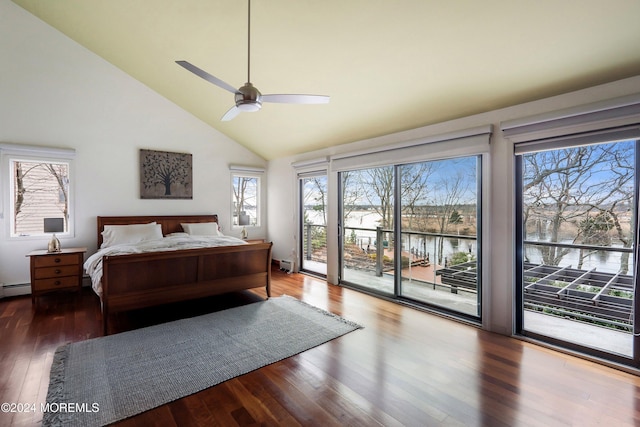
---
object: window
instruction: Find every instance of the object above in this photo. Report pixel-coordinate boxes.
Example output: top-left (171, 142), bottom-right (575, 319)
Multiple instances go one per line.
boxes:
top-left (516, 138), bottom-right (638, 361)
top-left (231, 173), bottom-right (260, 227)
top-left (9, 158), bottom-right (71, 237)
top-left (1, 144), bottom-right (75, 239)
top-left (503, 93), bottom-right (640, 366)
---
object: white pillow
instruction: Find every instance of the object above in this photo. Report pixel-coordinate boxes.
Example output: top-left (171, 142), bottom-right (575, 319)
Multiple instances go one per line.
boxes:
top-left (181, 222), bottom-right (222, 236)
top-left (101, 222), bottom-right (163, 248)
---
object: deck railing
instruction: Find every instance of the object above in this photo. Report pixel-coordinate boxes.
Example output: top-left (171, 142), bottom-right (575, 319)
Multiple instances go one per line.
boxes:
top-left (342, 225), bottom-right (477, 278)
top-left (306, 224), bottom-right (634, 331)
top-left (302, 223), bottom-right (327, 263)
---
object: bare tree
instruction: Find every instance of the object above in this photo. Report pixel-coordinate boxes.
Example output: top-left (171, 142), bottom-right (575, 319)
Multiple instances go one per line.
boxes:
top-left (341, 171), bottom-right (365, 223)
top-left (302, 176), bottom-right (328, 261)
top-left (233, 176), bottom-right (257, 225)
top-left (304, 176), bottom-right (327, 225)
top-left (523, 148), bottom-right (587, 265)
top-left (362, 166), bottom-right (395, 229)
top-left (432, 170), bottom-right (473, 265)
top-left (400, 163), bottom-right (436, 230)
top-left (14, 161), bottom-right (26, 220)
top-left (522, 142), bottom-right (634, 269)
top-left (575, 144), bottom-right (634, 272)
top-left (13, 161), bottom-right (69, 234)
top-left (348, 164), bottom-right (435, 230)
top-left (44, 163), bottom-right (69, 228)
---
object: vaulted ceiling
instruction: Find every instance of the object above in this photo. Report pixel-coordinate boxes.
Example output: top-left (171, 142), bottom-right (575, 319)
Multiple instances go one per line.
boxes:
top-left (12, 0), bottom-right (640, 160)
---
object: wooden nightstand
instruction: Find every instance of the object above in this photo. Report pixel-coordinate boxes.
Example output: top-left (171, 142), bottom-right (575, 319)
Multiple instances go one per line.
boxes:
top-left (245, 239), bottom-right (265, 244)
top-left (26, 247), bottom-right (87, 304)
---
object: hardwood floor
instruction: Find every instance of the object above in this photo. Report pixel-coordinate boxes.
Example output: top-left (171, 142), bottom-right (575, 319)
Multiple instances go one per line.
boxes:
top-left (2, 267), bottom-right (640, 426)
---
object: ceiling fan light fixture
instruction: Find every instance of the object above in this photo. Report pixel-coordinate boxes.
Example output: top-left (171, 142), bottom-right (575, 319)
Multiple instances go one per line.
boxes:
top-left (237, 101), bottom-right (261, 112)
top-left (235, 82), bottom-right (262, 111)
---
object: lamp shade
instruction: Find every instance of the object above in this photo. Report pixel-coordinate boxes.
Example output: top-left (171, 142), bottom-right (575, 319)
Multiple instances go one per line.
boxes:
top-left (239, 212), bottom-right (250, 225)
top-left (44, 218), bottom-right (64, 233)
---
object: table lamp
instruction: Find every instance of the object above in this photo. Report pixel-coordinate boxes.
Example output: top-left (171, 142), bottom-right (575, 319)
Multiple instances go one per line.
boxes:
top-left (44, 218), bottom-right (64, 253)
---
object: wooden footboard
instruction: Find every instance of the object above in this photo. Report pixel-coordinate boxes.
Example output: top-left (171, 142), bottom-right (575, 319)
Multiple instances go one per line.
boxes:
top-left (101, 242), bottom-right (272, 334)
top-left (94, 215), bottom-right (273, 334)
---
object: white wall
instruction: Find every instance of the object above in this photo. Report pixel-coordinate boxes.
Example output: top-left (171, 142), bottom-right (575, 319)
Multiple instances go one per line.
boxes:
top-left (0, 0), bottom-right (266, 287)
top-left (267, 75), bottom-right (640, 336)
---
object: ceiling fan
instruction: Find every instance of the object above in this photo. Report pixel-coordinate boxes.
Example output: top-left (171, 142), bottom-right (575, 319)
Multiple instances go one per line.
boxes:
top-left (176, 0), bottom-right (329, 121)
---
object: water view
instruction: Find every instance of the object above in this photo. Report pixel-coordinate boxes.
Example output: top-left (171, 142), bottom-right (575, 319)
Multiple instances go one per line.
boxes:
top-left (301, 141), bottom-right (638, 361)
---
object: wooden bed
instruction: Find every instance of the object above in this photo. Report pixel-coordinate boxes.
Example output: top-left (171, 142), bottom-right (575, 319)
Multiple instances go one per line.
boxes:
top-left (95, 214), bottom-right (272, 335)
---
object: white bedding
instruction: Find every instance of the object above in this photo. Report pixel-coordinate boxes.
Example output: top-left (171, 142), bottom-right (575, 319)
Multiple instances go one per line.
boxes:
top-left (84, 234), bottom-right (248, 296)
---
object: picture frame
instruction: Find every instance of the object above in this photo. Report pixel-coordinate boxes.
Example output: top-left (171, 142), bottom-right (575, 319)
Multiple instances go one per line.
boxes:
top-left (139, 149), bottom-right (192, 199)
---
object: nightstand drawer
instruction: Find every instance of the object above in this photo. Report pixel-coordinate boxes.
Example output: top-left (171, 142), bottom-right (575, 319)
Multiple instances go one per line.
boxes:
top-left (34, 276), bottom-right (79, 291)
top-left (27, 247), bottom-right (87, 305)
top-left (34, 254), bottom-right (78, 268)
top-left (34, 265), bottom-right (79, 279)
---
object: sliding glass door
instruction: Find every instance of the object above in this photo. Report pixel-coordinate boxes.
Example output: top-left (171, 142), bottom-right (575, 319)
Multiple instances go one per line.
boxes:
top-left (398, 157), bottom-right (481, 317)
top-left (516, 137), bottom-right (639, 363)
top-left (339, 155), bottom-right (482, 320)
top-left (340, 166), bottom-right (395, 295)
top-left (299, 174), bottom-right (328, 276)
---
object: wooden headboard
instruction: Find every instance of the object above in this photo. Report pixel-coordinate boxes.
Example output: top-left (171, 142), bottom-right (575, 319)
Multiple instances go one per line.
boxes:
top-left (96, 214), bottom-right (218, 247)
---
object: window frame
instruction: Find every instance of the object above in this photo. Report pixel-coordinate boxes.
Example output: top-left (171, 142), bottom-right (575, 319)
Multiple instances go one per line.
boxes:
top-left (1, 144), bottom-right (76, 241)
top-left (502, 93), bottom-right (640, 367)
top-left (230, 167), bottom-right (263, 229)
top-left (514, 136), bottom-right (639, 366)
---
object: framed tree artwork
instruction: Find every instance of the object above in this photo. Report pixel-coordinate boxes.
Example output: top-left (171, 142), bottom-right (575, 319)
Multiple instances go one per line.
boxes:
top-left (140, 149), bottom-right (192, 199)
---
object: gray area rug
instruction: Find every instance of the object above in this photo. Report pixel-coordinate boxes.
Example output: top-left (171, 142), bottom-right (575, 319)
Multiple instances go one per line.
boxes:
top-left (43, 295), bottom-right (362, 426)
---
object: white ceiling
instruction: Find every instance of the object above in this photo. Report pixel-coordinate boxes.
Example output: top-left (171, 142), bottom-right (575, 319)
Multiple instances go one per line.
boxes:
top-left (12, 0), bottom-right (640, 160)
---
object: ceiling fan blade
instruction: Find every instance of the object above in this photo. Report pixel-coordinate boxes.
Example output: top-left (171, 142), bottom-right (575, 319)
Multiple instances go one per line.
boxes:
top-left (176, 60), bottom-right (238, 94)
top-left (261, 94), bottom-right (330, 104)
top-left (221, 105), bottom-right (241, 121)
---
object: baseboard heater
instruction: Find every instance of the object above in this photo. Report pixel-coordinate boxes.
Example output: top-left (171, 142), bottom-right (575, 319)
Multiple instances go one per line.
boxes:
top-left (279, 259), bottom-right (294, 273)
top-left (1, 283), bottom-right (31, 298)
